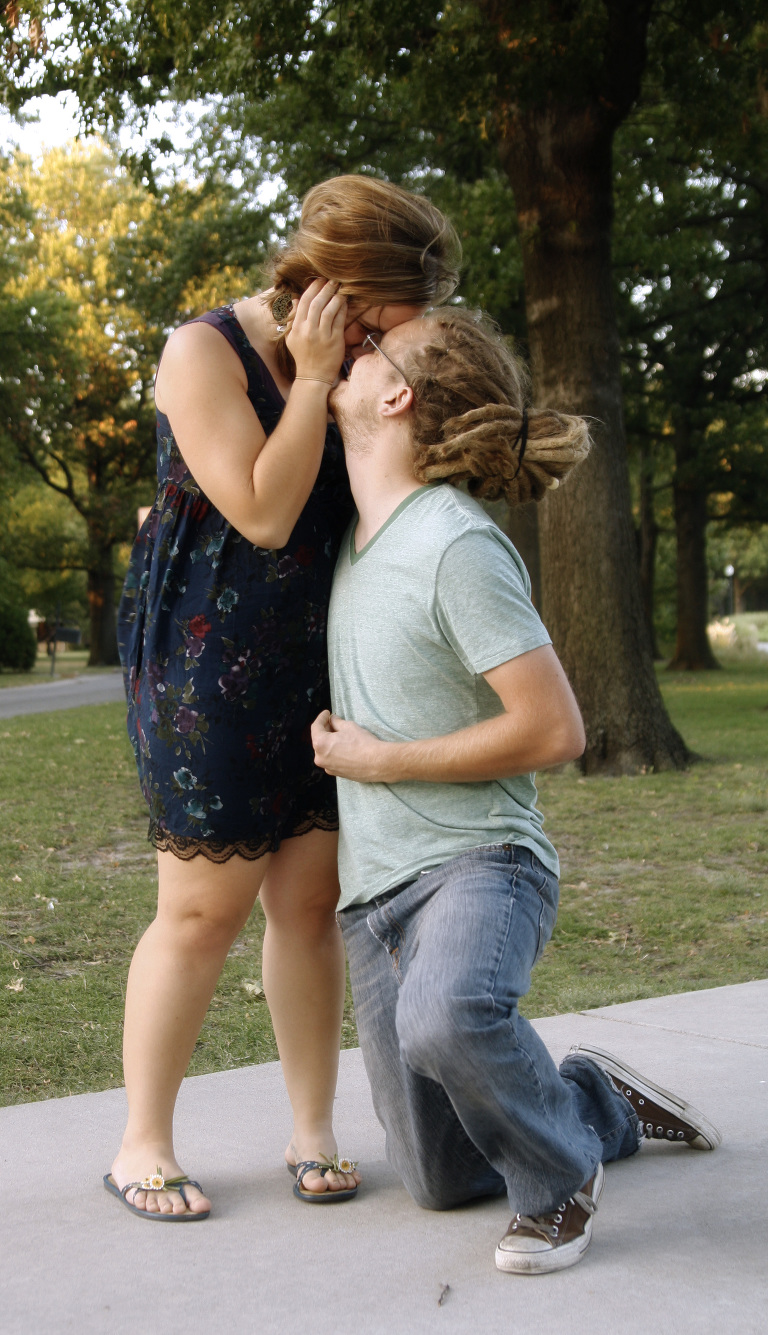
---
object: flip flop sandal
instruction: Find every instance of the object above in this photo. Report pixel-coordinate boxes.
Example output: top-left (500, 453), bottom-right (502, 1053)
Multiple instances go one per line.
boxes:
top-left (103, 1167), bottom-right (210, 1221)
top-left (288, 1157), bottom-right (359, 1204)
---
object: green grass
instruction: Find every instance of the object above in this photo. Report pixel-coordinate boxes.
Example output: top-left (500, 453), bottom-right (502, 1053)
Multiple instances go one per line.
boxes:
top-left (1, 657), bottom-right (766, 1105)
top-left (526, 657), bottom-right (768, 1016)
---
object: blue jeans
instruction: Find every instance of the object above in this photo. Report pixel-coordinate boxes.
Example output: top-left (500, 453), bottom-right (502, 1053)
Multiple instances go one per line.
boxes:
top-left (340, 844), bottom-right (640, 1216)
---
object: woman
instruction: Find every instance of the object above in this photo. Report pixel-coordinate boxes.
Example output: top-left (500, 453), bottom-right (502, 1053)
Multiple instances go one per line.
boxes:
top-left (108, 176), bottom-right (460, 1218)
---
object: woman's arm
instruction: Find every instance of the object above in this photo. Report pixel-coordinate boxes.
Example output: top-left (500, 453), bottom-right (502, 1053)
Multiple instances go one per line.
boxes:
top-left (155, 280), bottom-right (347, 548)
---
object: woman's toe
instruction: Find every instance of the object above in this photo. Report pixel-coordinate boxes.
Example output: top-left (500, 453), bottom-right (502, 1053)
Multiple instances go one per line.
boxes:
top-left (183, 1187), bottom-right (211, 1213)
top-left (304, 1170), bottom-right (329, 1193)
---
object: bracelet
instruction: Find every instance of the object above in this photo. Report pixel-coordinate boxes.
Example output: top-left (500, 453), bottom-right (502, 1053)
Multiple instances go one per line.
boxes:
top-left (294, 376), bottom-right (335, 387)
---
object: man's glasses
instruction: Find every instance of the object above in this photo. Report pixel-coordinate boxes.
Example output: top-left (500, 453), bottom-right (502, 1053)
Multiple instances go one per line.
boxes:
top-left (361, 332), bottom-right (411, 386)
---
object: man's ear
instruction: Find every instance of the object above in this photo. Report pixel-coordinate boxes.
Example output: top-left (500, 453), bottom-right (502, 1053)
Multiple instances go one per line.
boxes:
top-left (379, 383), bottom-right (414, 418)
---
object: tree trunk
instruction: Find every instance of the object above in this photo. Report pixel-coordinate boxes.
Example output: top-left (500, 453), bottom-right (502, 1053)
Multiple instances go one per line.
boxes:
top-left (500, 108), bottom-right (690, 772)
top-left (733, 575), bottom-right (746, 615)
top-left (637, 437), bottom-right (662, 659)
top-left (87, 545), bottom-right (119, 666)
top-left (669, 438), bottom-right (719, 669)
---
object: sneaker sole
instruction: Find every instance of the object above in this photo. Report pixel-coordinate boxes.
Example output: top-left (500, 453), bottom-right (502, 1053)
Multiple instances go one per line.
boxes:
top-left (495, 1165), bottom-right (604, 1275)
top-left (495, 1229), bottom-right (593, 1274)
top-left (570, 1044), bottom-right (722, 1150)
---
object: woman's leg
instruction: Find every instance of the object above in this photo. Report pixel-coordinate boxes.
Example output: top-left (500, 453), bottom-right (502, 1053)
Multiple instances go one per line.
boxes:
top-left (259, 827), bottom-right (360, 1196)
top-left (111, 849), bottom-right (268, 1215)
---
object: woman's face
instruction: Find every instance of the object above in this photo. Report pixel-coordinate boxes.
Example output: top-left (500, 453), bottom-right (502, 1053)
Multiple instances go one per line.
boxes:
top-left (344, 302), bottom-right (427, 360)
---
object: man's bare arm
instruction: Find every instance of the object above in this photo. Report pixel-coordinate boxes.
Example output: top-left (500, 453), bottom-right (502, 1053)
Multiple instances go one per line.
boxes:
top-left (311, 645), bottom-right (585, 783)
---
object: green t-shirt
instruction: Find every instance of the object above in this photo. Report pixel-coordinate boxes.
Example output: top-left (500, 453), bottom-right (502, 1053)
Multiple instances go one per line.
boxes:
top-left (329, 484), bottom-right (559, 910)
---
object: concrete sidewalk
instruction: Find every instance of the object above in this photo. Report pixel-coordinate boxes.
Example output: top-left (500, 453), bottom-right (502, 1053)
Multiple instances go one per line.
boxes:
top-left (2, 980), bottom-right (766, 1335)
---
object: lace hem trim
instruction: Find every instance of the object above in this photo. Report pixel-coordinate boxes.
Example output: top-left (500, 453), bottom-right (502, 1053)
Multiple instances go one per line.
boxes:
top-left (148, 813), bottom-right (339, 862)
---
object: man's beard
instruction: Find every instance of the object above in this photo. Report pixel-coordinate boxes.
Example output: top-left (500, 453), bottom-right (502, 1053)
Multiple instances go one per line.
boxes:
top-left (329, 386), bottom-right (377, 457)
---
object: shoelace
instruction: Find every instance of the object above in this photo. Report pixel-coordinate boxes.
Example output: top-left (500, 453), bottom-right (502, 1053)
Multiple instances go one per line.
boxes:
top-left (509, 1184), bottom-right (599, 1241)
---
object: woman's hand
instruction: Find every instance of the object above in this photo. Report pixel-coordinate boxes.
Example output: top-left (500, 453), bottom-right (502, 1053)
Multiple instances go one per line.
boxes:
top-left (153, 279), bottom-right (349, 550)
top-left (285, 279), bottom-right (347, 386)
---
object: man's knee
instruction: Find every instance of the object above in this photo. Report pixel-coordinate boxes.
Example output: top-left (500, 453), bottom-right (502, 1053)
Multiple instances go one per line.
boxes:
top-left (396, 984), bottom-right (493, 1079)
top-left (388, 1142), bottom-right (480, 1212)
top-left (406, 1178), bottom-right (459, 1211)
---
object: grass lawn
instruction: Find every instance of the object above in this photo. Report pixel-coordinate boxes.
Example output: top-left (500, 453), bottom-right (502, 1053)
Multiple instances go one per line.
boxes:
top-left (1, 656), bottom-right (766, 1106)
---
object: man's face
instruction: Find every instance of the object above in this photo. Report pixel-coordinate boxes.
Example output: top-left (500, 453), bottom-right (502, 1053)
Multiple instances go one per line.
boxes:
top-left (330, 319), bottom-right (424, 449)
top-left (342, 302), bottom-right (426, 361)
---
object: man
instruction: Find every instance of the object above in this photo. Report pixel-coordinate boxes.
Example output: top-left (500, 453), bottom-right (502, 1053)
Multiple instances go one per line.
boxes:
top-left (313, 308), bottom-right (720, 1274)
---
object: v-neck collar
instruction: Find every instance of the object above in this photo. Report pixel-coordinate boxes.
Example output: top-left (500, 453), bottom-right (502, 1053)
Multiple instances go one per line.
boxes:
top-left (349, 486), bottom-right (434, 565)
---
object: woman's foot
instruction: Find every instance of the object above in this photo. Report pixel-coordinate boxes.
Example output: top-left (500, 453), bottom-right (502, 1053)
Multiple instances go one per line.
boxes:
top-left (110, 1148), bottom-right (211, 1217)
top-left (285, 1139), bottom-right (362, 1196)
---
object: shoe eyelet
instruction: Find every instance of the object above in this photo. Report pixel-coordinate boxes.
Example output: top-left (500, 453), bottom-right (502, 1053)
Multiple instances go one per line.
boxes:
top-left (552, 1226), bottom-right (559, 1237)
top-left (667, 1129), bottom-right (674, 1139)
top-left (656, 1126), bottom-right (663, 1135)
top-left (677, 1131), bottom-right (685, 1139)
top-left (554, 1213), bottom-right (563, 1222)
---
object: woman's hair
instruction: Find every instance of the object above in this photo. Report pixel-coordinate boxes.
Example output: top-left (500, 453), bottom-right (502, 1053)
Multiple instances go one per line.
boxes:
top-left (266, 177), bottom-right (461, 374)
top-left (402, 308), bottom-right (591, 507)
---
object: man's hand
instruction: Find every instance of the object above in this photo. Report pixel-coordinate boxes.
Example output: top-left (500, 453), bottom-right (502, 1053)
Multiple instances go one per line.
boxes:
top-left (312, 647), bottom-right (584, 788)
top-left (311, 710), bottom-right (392, 782)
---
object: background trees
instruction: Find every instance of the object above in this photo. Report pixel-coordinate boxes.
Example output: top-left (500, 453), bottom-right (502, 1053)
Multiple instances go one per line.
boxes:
top-left (0, 144), bottom-right (162, 663)
top-left (616, 105), bottom-right (768, 670)
top-left (1, 2), bottom-right (766, 761)
top-left (0, 140), bottom-right (271, 662)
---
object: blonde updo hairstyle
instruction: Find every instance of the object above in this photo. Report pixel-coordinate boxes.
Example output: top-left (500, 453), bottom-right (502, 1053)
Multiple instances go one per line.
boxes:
top-left (265, 175), bottom-right (461, 377)
top-left (403, 308), bottom-right (591, 506)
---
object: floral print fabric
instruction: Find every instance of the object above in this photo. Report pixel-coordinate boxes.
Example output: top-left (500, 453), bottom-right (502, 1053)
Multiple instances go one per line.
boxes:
top-left (117, 306), bottom-right (354, 860)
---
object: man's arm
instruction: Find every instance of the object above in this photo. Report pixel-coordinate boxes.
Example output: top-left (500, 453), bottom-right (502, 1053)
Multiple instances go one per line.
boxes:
top-left (311, 644), bottom-right (585, 783)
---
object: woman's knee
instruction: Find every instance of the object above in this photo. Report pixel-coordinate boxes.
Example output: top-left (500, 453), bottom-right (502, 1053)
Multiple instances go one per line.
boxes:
top-left (259, 828), bottom-right (340, 929)
top-left (156, 851), bottom-right (261, 948)
top-left (156, 899), bottom-right (248, 953)
top-left (259, 878), bottom-right (340, 933)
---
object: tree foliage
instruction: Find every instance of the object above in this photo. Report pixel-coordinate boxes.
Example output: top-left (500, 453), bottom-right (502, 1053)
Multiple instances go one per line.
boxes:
top-left (0, 140), bottom-right (271, 662)
top-left (0, 588), bottom-right (37, 670)
top-left (4, 1), bottom-right (767, 759)
top-left (616, 86), bottom-right (768, 667)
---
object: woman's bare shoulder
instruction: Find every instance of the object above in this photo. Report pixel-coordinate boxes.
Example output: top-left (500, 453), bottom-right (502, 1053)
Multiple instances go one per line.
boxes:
top-left (156, 319), bottom-right (248, 406)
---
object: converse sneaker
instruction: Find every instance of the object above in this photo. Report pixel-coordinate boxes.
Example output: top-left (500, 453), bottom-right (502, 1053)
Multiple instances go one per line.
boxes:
top-left (495, 1163), bottom-right (604, 1275)
top-left (569, 1044), bottom-right (721, 1150)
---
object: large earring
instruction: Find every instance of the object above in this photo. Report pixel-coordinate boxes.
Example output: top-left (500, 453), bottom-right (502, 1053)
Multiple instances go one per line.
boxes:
top-left (271, 291), bottom-right (293, 324)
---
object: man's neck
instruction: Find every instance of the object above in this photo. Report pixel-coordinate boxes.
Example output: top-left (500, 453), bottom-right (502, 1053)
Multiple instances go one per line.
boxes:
top-left (345, 446), bottom-right (424, 553)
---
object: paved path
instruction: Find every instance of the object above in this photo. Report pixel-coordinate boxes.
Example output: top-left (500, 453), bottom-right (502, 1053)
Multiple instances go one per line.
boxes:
top-left (0, 671), bottom-right (125, 718)
top-left (1, 979), bottom-right (766, 1334)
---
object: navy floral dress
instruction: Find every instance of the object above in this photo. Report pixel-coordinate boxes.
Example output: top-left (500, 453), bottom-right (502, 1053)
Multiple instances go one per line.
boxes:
top-left (117, 307), bottom-right (354, 860)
